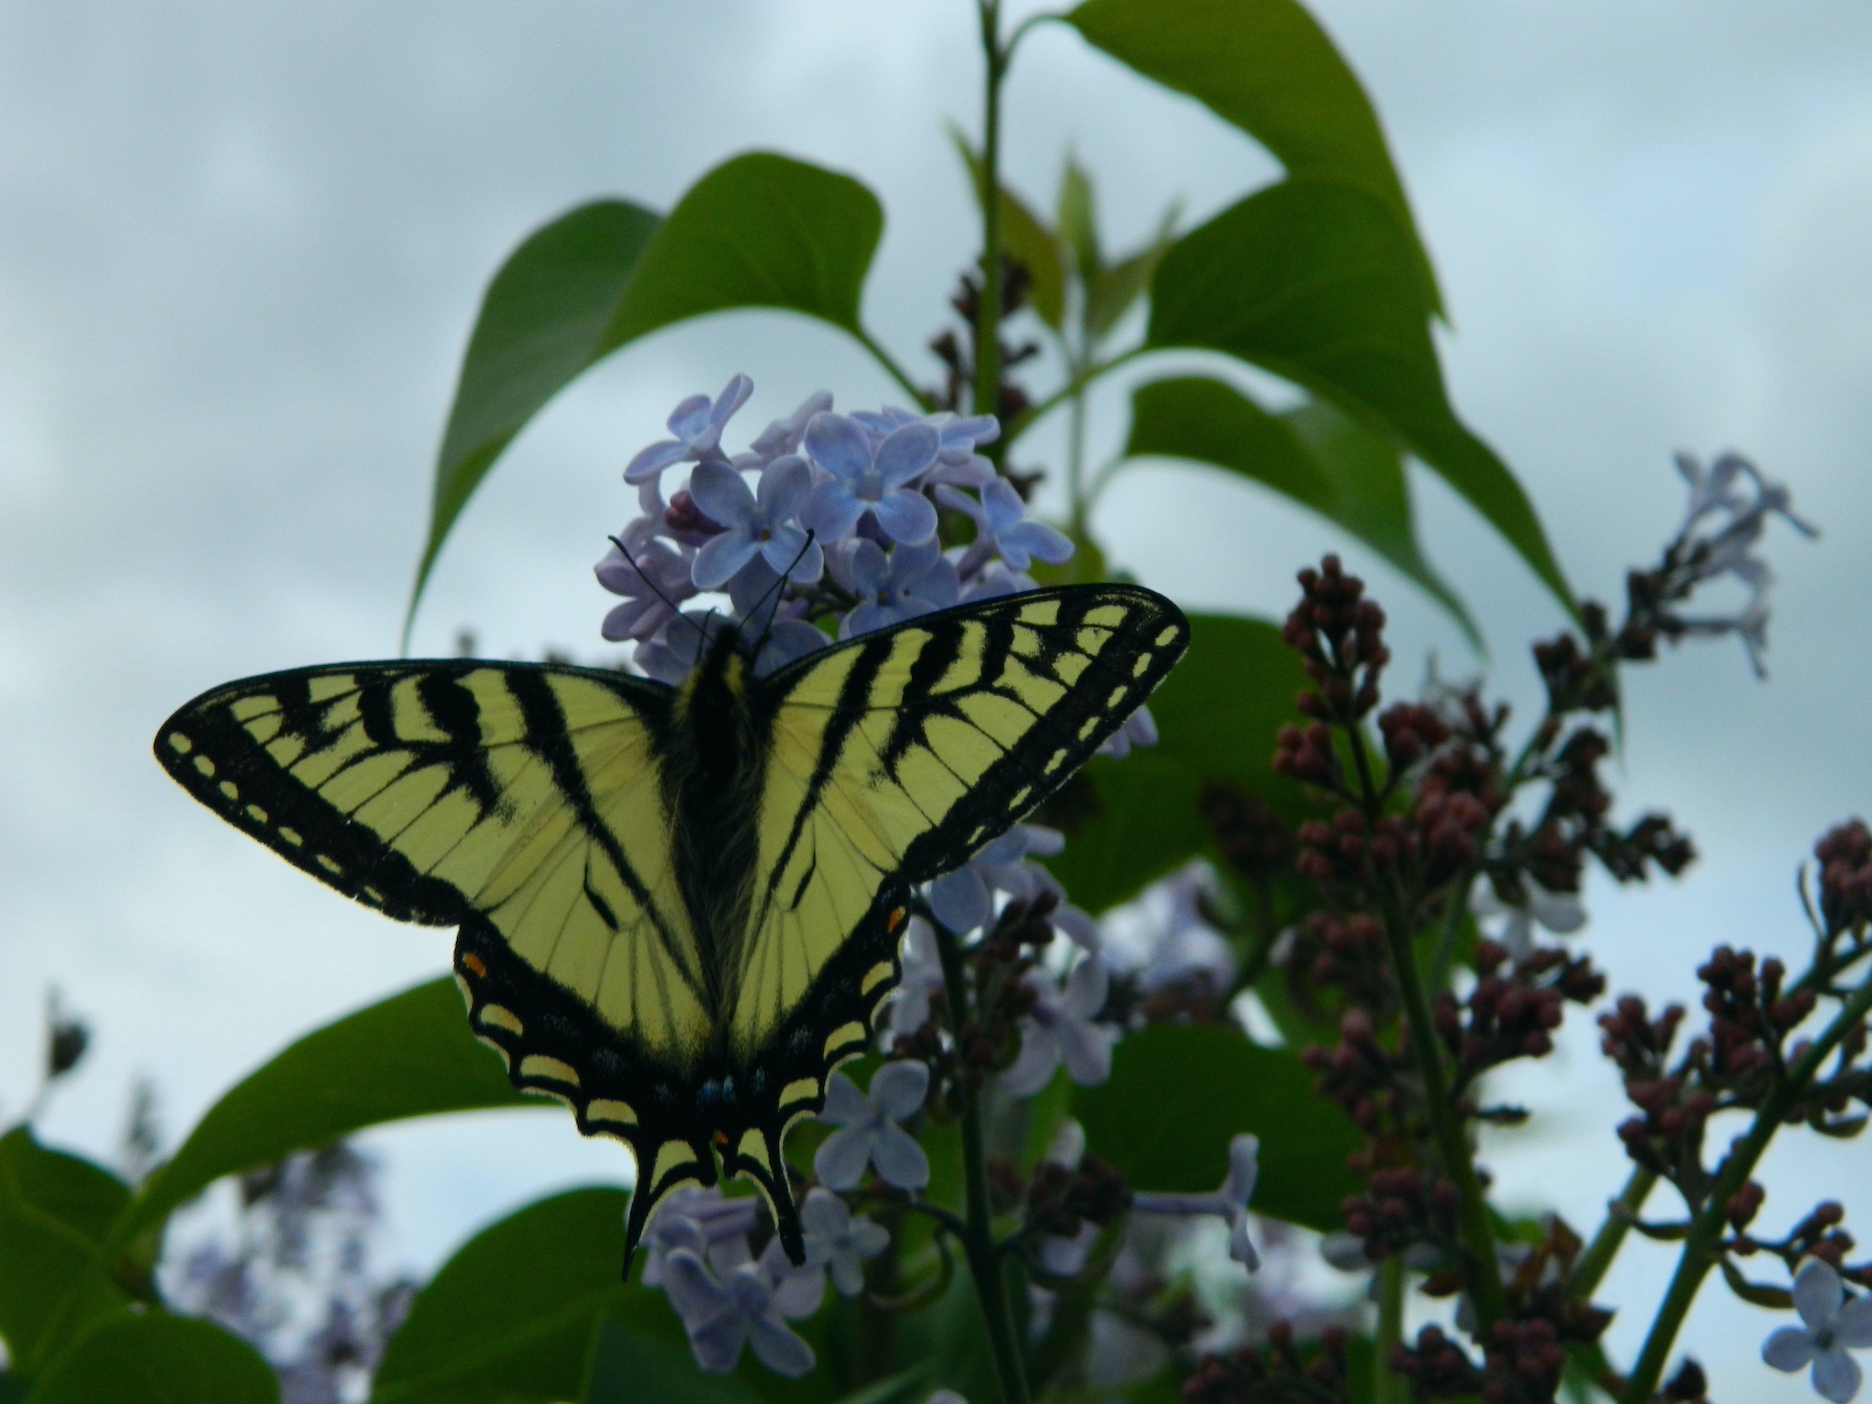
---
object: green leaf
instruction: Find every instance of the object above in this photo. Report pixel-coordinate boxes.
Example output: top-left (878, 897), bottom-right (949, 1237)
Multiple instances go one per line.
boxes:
top-left (1055, 155), bottom-right (1100, 284)
top-left (1041, 614), bottom-right (1310, 913)
top-left (1074, 1024), bottom-right (1360, 1231)
top-left (409, 151), bottom-right (886, 634)
top-left (0, 1129), bottom-right (131, 1370)
top-left (122, 978), bottom-right (528, 1244)
top-left (581, 1315), bottom-right (765, 1404)
top-left (373, 1187), bottom-right (631, 1403)
top-left (1125, 377), bottom-right (1478, 646)
top-left (1082, 221), bottom-right (1171, 346)
top-left (1067, 0), bottom-right (1442, 314)
top-left (950, 130), bottom-right (1067, 332)
top-left (1147, 177), bottom-right (1573, 617)
top-left (29, 1311), bottom-right (277, 1404)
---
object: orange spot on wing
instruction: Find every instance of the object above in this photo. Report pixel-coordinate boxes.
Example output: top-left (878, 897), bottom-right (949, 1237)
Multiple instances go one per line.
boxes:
top-left (462, 953), bottom-right (488, 978)
top-left (713, 1130), bottom-right (730, 1148)
top-left (887, 906), bottom-right (907, 933)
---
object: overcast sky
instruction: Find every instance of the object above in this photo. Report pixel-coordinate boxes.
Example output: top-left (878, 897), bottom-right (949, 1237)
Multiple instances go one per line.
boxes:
top-left (4, 2), bottom-right (1870, 1391)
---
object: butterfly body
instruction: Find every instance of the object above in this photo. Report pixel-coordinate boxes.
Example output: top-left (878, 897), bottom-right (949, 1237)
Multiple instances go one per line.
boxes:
top-left (157, 585), bottom-right (1189, 1267)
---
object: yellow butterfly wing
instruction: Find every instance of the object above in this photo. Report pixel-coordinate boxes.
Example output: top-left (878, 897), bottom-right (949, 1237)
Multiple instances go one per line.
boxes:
top-left (712, 585), bottom-right (1189, 1221)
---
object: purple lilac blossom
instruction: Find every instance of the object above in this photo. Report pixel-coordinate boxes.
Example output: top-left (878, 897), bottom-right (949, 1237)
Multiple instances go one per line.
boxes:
top-left (938, 477), bottom-right (1072, 574)
top-left (802, 412), bottom-right (940, 545)
top-left (660, 1249), bottom-right (815, 1377)
top-left (1763, 1257), bottom-right (1872, 1402)
top-left (814, 1063), bottom-right (931, 1191)
top-left (839, 536), bottom-right (960, 639)
top-left (625, 374), bottom-right (753, 485)
top-left (1001, 955), bottom-right (1117, 1096)
top-left (1131, 1133), bottom-right (1261, 1270)
top-left (688, 457), bottom-right (823, 589)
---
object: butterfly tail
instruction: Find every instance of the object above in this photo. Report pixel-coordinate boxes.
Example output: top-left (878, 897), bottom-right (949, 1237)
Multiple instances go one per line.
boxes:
top-left (723, 1125), bottom-right (809, 1266)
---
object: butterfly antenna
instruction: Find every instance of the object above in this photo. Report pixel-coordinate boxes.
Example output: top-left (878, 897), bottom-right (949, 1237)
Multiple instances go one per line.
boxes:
top-left (746, 530), bottom-right (816, 658)
top-left (608, 533), bottom-right (707, 643)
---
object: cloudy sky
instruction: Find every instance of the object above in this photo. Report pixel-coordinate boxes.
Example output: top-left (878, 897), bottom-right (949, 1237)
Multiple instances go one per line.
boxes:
top-left (4, 1), bottom-right (1870, 1390)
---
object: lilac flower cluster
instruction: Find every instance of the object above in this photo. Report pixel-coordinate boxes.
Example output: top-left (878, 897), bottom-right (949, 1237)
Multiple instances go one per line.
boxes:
top-left (604, 380), bottom-right (1223, 1383)
top-left (598, 374), bottom-right (1070, 686)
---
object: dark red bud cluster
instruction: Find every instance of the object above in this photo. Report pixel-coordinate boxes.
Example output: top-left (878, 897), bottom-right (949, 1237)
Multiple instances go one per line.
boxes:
top-left (1816, 819), bottom-right (1872, 935)
top-left (1532, 628), bottom-right (1618, 714)
top-left (1304, 1003), bottom-right (1400, 1130)
top-left (1339, 1165), bottom-right (1461, 1262)
top-left (664, 488), bottom-right (725, 537)
top-left (1272, 721), bottom-right (1338, 787)
top-left (1441, 942), bottom-right (1599, 1078)
top-left (1783, 1201), bottom-right (1856, 1269)
top-left (1296, 809), bottom-right (1373, 884)
top-left (1725, 1180), bottom-right (1766, 1231)
top-left (1283, 556), bottom-right (1390, 722)
top-left (1598, 995), bottom-right (1686, 1081)
top-left (1387, 1325), bottom-right (1483, 1396)
top-left (1025, 1154), bottom-right (1131, 1239)
top-left (1696, 945), bottom-right (1813, 1081)
top-left (1414, 788), bottom-right (1490, 880)
top-left (1478, 1319), bottom-right (1567, 1404)
top-left (1616, 1073), bottom-right (1716, 1174)
top-left (1181, 1323), bottom-right (1349, 1404)
top-left (1379, 702), bottom-right (1451, 770)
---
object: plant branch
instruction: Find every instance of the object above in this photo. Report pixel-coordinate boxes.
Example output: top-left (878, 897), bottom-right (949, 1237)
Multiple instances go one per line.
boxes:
top-left (1617, 976), bottom-right (1872, 1404)
top-left (932, 912), bottom-right (1031, 1404)
top-left (1374, 1253), bottom-right (1406, 1404)
top-left (855, 327), bottom-right (936, 410)
top-left (973, 0), bottom-right (1005, 427)
top-left (1570, 1166), bottom-right (1657, 1304)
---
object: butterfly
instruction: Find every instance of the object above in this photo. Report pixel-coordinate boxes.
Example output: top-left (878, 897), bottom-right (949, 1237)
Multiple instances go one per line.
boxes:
top-left (155, 584), bottom-right (1189, 1268)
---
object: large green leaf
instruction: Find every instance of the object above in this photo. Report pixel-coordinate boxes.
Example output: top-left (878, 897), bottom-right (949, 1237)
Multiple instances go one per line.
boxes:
top-left (1147, 177), bottom-right (1572, 617)
top-left (120, 978), bottom-right (528, 1243)
top-left (1067, 0), bottom-right (1441, 313)
top-left (1074, 1024), bottom-right (1359, 1232)
top-left (1126, 377), bottom-right (1478, 646)
top-left (582, 1315), bottom-right (764, 1404)
top-left (0, 1129), bottom-right (132, 1372)
top-left (1042, 613), bottom-right (1309, 913)
top-left (28, 1311), bottom-right (277, 1404)
top-left (373, 1187), bottom-right (632, 1403)
top-left (409, 151), bottom-right (886, 633)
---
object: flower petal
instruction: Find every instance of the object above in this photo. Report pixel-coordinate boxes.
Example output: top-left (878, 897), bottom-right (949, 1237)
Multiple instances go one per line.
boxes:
top-left (1063, 956), bottom-right (1110, 1020)
top-left (1000, 1027), bottom-right (1062, 1097)
top-left (1813, 1348), bottom-right (1863, 1404)
top-left (757, 454), bottom-right (813, 521)
top-left (1796, 1258), bottom-right (1846, 1331)
top-left (869, 1060), bottom-right (930, 1120)
top-left (1057, 1016), bottom-right (1115, 1087)
top-left (800, 1187), bottom-right (850, 1239)
top-left (686, 1314), bottom-right (750, 1374)
top-left (929, 867), bottom-right (992, 935)
top-left (803, 480), bottom-right (865, 543)
top-left (661, 1248), bottom-right (730, 1326)
top-left (813, 1125), bottom-right (875, 1191)
top-left (689, 461), bottom-right (757, 529)
top-left (869, 1121), bottom-right (931, 1190)
top-left (625, 438), bottom-right (688, 485)
top-left (848, 538), bottom-right (890, 596)
top-left (830, 1254), bottom-right (867, 1297)
top-left (746, 1314), bottom-right (816, 1378)
top-left (667, 392), bottom-right (715, 440)
top-left (1228, 1213), bottom-right (1261, 1270)
top-left (873, 422), bottom-right (941, 488)
top-left (1763, 1326), bottom-right (1818, 1371)
top-left (819, 1071), bottom-right (870, 1126)
top-left (873, 488), bottom-right (938, 544)
top-left (1225, 1134), bottom-right (1261, 1206)
top-left (691, 532), bottom-right (760, 592)
top-left (1834, 1293), bottom-right (1872, 1349)
top-left (805, 412), bottom-right (874, 483)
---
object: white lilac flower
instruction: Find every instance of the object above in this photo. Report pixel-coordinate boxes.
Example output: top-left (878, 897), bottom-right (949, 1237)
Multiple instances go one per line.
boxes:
top-left (688, 457), bottom-right (823, 590)
top-left (1098, 704), bottom-right (1158, 761)
top-left (735, 390), bottom-right (833, 469)
top-left (889, 916), bottom-right (947, 1039)
top-left (840, 536), bottom-right (960, 639)
top-left (1469, 877), bottom-right (1585, 961)
top-left (1107, 860), bottom-right (1235, 1001)
top-left (1001, 955), bottom-right (1117, 1096)
top-left (1131, 1133), bottom-right (1261, 1270)
top-left (798, 1188), bottom-right (890, 1295)
top-left (1763, 1258), bottom-right (1872, 1402)
top-left (802, 412), bottom-right (940, 545)
top-left (625, 374), bottom-right (754, 485)
top-left (660, 1249), bottom-right (815, 1377)
top-left (814, 1062), bottom-right (931, 1191)
top-left (938, 478), bottom-right (1073, 574)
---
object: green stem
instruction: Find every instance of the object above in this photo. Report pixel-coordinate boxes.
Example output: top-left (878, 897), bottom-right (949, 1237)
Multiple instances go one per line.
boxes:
top-left (1065, 346), bottom-right (1089, 536)
top-left (1569, 1166), bottom-right (1657, 1303)
top-left (855, 327), bottom-right (936, 411)
top-left (1618, 976), bottom-right (1872, 1404)
top-left (1428, 870), bottom-right (1473, 995)
top-left (932, 915), bottom-right (1032, 1404)
top-left (1373, 1254), bottom-right (1406, 1404)
top-left (1005, 344), bottom-right (1145, 448)
top-left (1346, 724), bottom-right (1505, 1332)
top-left (973, 0), bottom-right (1005, 426)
